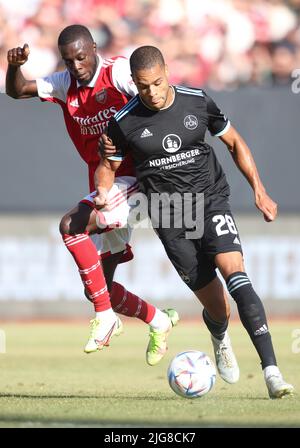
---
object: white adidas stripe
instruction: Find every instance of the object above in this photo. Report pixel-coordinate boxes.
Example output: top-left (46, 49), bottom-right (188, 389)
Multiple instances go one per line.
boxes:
top-left (108, 182), bottom-right (139, 207)
top-left (106, 186), bottom-right (140, 211)
top-left (114, 97), bottom-right (138, 118)
top-left (228, 277), bottom-right (250, 289)
top-left (227, 274), bottom-right (248, 288)
top-left (115, 101), bottom-right (139, 121)
top-left (64, 235), bottom-right (75, 243)
top-left (133, 298), bottom-right (142, 317)
top-left (65, 236), bottom-right (89, 248)
top-left (64, 234), bottom-right (89, 246)
top-left (176, 89), bottom-right (205, 97)
top-left (90, 286), bottom-right (108, 299)
top-left (103, 58), bottom-right (115, 67)
top-left (113, 291), bottom-right (127, 311)
top-left (176, 86), bottom-right (204, 96)
top-left (141, 128), bottom-right (152, 137)
top-left (177, 85), bottom-right (204, 94)
top-left (64, 233), bottom-right (88, 242)
top-left (114, 97), bottom-right (139, 121)
top-left (228, 281), bottom-right (251, 294)
top-left (79, 261), bottom-right (101, 275)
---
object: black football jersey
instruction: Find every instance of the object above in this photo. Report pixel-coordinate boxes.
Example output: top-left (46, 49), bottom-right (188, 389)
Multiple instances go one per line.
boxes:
top-left (107, 85), bottom-right (230, 198)
top-left (107, 86), bottom-right (231, 234)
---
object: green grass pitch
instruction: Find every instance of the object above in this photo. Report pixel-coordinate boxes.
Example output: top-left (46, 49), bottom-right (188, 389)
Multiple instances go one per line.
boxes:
top-left (0, 319), bottom-right (299, 428)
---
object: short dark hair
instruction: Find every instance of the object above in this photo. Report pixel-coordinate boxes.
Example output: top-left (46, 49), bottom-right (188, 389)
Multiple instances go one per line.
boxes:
top-left (58, 25), bottom-right (94, 46)
top-left (130, 46), bottom-right (165, 74)
top-left (271, 40), bottom-right (296, 55)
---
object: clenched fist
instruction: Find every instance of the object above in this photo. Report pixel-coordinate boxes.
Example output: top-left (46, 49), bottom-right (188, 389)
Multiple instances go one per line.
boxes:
top-left (7, 44), bottom-right (30, 66)
top-left (93, 188), bottom-right (109, 210)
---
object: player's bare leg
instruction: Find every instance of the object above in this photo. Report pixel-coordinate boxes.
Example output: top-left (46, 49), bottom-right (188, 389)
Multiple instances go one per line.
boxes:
top-left (194, 277), bottom-right (239, 384)
top-left (194, 276), bottom-right (230, 323)
top-left (215, 251), bottom-right (294, 398)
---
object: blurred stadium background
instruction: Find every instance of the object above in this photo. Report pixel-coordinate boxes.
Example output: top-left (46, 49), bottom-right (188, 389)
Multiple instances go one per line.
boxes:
top-left (0, 0), bottom-right (299, 320)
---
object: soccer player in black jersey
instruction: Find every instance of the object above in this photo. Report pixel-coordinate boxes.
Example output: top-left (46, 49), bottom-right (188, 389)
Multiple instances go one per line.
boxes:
top-left (95, 46), bottom-right (294, 398)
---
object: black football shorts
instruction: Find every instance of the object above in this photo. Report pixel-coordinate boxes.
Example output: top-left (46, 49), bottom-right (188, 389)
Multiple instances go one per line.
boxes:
top-left (159, 208), bottom-right (243, 291)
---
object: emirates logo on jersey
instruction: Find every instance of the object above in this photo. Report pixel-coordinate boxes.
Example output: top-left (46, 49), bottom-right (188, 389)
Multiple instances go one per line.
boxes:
top-left (95, 88), bottom-right (108, 104)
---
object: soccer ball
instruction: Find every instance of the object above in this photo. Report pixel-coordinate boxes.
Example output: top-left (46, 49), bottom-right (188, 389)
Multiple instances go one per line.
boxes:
top-left (167, 350), bottom-right (216, 399)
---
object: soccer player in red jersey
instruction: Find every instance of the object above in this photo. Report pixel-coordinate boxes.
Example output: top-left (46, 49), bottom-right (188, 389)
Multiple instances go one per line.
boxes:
top-left (6, 25), bottom-right (179, 363)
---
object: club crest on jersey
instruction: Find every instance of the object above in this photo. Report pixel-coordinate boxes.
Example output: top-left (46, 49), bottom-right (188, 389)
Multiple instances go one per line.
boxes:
top-left (95, 88), bottom-right (107, 104)
top-left (70, 98), bottom-right (79, 108)
top-left (184, 115), bottom-right (198, 130)
top-left (162, 134), bottom-right (182, 153)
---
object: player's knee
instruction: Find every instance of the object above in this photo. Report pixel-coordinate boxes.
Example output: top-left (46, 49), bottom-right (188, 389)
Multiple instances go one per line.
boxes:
top-left (215, 252), bottom-right (244, 279)
top-left (222, 263), bottom-right (244, 280)
top-left (59, 214), bottom-right (72, 235)
top-left (59, 213), bottom-right (87, 235)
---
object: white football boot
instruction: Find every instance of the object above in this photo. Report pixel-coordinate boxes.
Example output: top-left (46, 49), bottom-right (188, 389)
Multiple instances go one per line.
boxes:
top-left (264, 366), bottom-right (294, 399)
top-left (211, 331), bottom-right (240, 384)
top-left (84, 316), bottom-right (123, 353)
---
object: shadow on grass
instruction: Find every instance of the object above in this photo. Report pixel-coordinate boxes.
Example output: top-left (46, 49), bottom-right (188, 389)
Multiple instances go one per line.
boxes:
top-left (0, 393), bottom-right (299, 429)
top-left (0, 394), bottom-right (296, 428)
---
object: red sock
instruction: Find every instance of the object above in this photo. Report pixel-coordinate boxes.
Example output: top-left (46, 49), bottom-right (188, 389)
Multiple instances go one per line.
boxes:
top-left (63, 233), bottom-right (111, 312)
top-left (110, 281), bottom-right (156, 323)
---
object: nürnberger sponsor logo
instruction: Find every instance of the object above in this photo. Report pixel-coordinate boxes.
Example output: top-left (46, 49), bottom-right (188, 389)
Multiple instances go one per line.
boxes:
top-left (149, 148), bottom-right (200, 167)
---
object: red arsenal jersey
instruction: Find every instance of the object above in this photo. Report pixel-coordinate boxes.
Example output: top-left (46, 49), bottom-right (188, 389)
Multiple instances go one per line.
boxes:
top-left (36, 56), bottom-right (137, 191)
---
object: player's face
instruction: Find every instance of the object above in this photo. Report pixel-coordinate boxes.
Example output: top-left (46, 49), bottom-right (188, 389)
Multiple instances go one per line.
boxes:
top-left (59, 39), bottom-right (97, 86)
top-left (132, 63), bottom-right (173, 110)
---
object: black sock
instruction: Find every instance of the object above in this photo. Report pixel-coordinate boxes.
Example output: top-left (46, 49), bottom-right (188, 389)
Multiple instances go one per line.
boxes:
top-left (227, 271), bottom-right (277, 369)
top-left (202, 309), bottom-right (228, 341)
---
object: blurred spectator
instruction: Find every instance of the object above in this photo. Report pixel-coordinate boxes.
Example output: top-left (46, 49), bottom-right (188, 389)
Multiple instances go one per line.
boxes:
top-left (0, 0), bottom-right (42, 28)
top-left (248, 42), bottom-right (273, 87)
top-left (1, 0), bottom-right (300, 91)
top-left (269, 40), bottom-right (298, 85)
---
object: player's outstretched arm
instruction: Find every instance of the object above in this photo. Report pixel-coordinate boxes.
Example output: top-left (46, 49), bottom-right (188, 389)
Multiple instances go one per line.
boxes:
top-left (6, 44), bottom-right (38, 99)
top-left (220, 125), bottom-right (277, 222)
